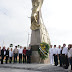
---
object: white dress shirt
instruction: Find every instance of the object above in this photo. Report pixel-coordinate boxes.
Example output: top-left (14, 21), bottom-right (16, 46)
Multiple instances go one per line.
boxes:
top-left (49, 48), bottom-right (53, 55)
top-left (9, 50), bottom-right (13, 57)
top-left (53, 48), bottom-right (58, 55)
top-left (19, 48), bottom-right (23, 54)
top-left (62, 47), bottom-right (68, 55)
top-left (4, 50), bottom-right (6, 55)
top-left (57, 48), bottom-right (61, 54)
top-left (68, 50), bottom-right (71, 58)
top-left (69, 48), bottom-right (72, 56)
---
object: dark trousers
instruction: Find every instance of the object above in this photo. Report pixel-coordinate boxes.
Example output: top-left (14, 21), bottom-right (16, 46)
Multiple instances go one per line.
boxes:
top-left (65, 55), bottom-right (69, 68)
top-left (14, 53), bottom-right (17, 63)
top-left (1, 56), bottom-right (4, 64)
top-left (71, 57), bottom-right (72, 70)
top-left (0, 55), bottom-right (1, 61)
top-left (62, 54), bottom-right (66, 65)
top-left (68, 58), bottom-right (71, 65)
top-left (60, 55), bottom-right (63, 66)
top-left (53, 54), bottom-right (58, 66)
top-left (9, 57), bottom-right (12, 63)
top-left (58, 54), bottom-right (62, 66)
top-left (19, 54), bottom-right (22, 63)
top-left (6, 56), bottom-right (9, 64)
top-left (27, 56), bottom-right (31, 63)
top-left (62, 54), bottom-right (69, 69)
top-left (71, 65), bottom-right (72, 70)
top-left (23, 54), bottom-right (26, 63)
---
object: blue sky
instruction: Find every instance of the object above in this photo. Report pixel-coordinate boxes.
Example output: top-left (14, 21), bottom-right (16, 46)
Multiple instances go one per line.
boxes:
top-left (0, 0), bottom-right (72, 47)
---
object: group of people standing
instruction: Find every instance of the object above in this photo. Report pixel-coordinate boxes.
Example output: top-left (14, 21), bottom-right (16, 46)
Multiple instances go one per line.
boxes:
top-left (0, 46), bottom-right (32, 64)
top-left (49, 44), bottom-right (72, 70)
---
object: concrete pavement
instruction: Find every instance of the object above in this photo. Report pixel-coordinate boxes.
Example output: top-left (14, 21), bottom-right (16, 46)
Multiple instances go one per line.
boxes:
top-left (0, 63), bottom-right (71, 72)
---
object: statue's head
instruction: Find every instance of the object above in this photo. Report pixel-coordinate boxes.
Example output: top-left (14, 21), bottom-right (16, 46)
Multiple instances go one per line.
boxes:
top-left (32, 0), bottom-right (38, 6)
top-left (32, 0), bottom-right (43, 9)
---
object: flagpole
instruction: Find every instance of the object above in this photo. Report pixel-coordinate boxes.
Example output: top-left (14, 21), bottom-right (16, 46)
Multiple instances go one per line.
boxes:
top-left (27, 33), bottom-right (30, 47)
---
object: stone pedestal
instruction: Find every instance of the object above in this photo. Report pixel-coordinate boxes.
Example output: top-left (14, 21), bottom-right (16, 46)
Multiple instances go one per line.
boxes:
top-left (30, 24), bottom-right (50, 63)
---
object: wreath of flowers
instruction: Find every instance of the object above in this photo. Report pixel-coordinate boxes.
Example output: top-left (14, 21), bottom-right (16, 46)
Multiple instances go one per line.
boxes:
top-left (38, 42), bottom-right (50, 60)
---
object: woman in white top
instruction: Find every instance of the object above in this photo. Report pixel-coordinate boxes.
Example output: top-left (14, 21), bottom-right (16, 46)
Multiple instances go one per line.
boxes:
top-left (9, 48), bottom-right (13, 63)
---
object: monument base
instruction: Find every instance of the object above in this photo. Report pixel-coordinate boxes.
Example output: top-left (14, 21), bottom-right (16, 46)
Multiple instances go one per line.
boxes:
top-left (31, 51), bottom-right (49, 64)
top-left (31, 45), bottom-right (50, 64)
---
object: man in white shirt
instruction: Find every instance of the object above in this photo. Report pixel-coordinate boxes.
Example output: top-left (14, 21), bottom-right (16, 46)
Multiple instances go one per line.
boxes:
top-left (49, 45), bottom-right (54, 65)
top-left (57, 45), bottom-right (62, 66)
top-left (9, 48), bottom-right (13, 63)
top-left (19, 46), bottom-right (23, 63)
top-left (53, 45), bottom-right (58, 66)
top-left (62, 44), bottom-right (68, 69)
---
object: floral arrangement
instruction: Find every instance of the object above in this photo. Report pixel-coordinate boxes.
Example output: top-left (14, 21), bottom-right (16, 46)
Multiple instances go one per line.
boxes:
top-left (38, 42), bottom-right (50, 60)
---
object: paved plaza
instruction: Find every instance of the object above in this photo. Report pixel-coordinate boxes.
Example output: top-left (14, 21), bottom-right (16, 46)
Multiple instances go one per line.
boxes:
top-left (0, 63), bottom-right (71, 72)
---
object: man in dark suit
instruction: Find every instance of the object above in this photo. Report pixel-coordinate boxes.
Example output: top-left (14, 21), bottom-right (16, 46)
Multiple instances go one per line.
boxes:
top-left (26, 47), bottom-right (32, 63)
top-left (6, 48), bottom-right (9, 64)
top-left (1, 47), bottom-right (4, 64)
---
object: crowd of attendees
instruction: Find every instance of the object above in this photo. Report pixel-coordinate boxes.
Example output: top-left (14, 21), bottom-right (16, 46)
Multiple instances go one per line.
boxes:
top-left (0, 46), bottom-right (32, 64)
top-left (49, 44), bottom-right (72, 70)
top-left (0, 43), bottom-right (72, 71)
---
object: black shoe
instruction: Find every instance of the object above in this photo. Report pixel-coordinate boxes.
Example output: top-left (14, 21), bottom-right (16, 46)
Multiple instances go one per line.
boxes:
top-left (64, 66), bottom-right (68, 69)
top-left (54, 65), bottom-right (57, 66)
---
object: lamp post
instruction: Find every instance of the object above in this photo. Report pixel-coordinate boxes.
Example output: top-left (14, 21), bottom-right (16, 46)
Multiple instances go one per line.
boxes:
top-left (27, 33), bottom-right (30, 47)
top-left (27, 16), bottom-right (31, 47)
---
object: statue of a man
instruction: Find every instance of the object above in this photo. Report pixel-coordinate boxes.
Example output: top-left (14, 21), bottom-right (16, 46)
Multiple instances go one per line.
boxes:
top-left (31, 0), bottom-right (43, 30)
